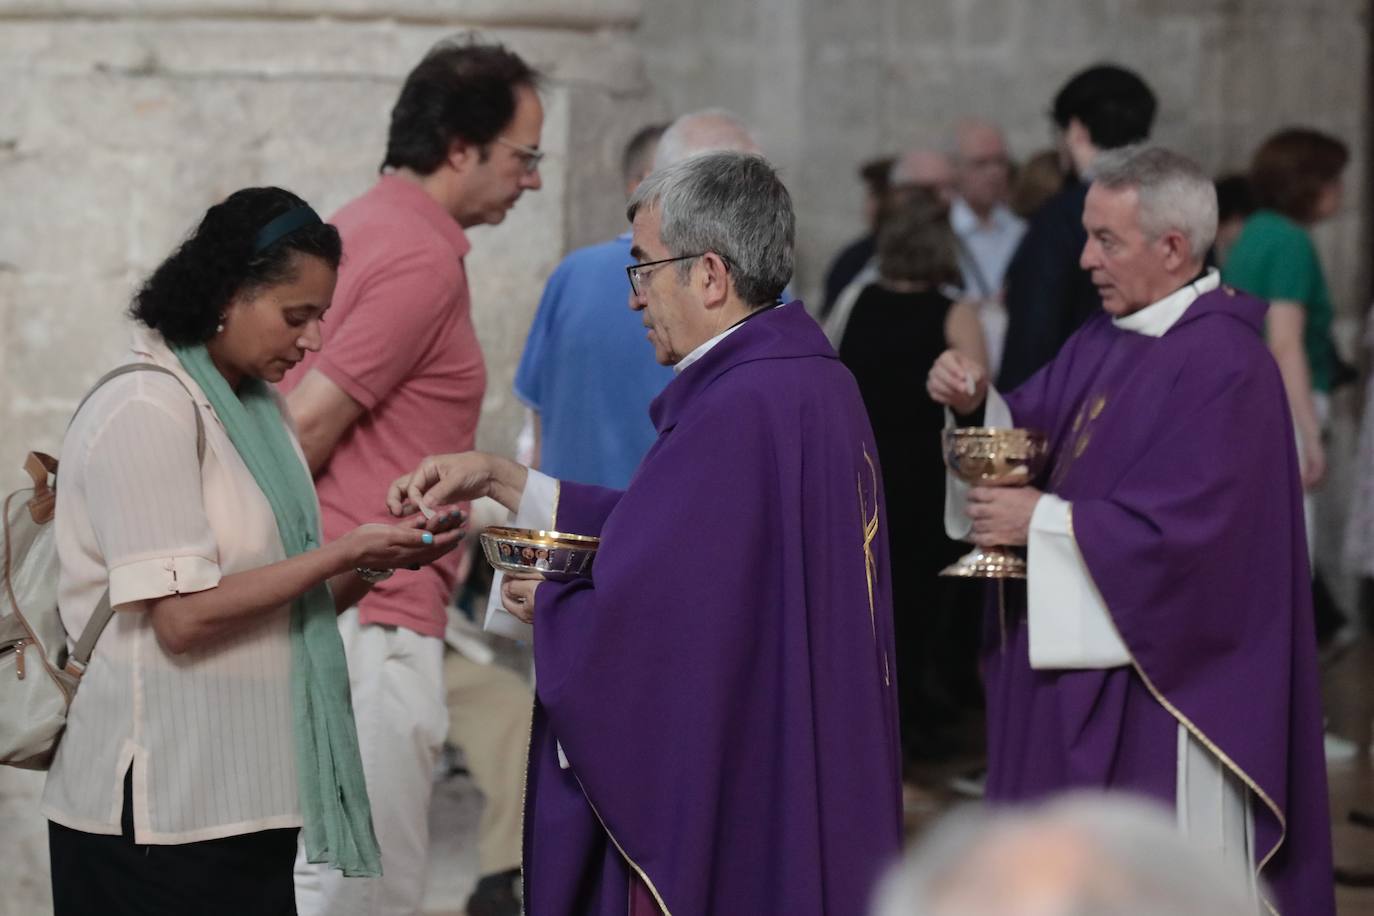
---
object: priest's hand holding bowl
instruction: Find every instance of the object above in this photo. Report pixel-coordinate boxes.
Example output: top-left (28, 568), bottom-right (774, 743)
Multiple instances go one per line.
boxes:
top-left (966, 486), bottom-right (1042, 547)
top-left (500, 575), bottom-right (541, 624)
top-left (927, 349), bottom-right (989, 416)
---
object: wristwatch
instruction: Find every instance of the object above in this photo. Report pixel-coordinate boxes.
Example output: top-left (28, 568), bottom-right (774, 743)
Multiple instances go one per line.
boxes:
top-left (355, 566), bottom-right (394, 584)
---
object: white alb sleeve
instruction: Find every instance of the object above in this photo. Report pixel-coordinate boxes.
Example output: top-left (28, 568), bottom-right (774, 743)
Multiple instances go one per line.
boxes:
top-left (1026, 494), bottom-right (1130, 669)
top-left (482, 469), bottom-right (560, 640)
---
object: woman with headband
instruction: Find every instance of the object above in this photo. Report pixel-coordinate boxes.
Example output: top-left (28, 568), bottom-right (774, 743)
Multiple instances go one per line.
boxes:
top-left (42, 187), bottom-right (464, 914)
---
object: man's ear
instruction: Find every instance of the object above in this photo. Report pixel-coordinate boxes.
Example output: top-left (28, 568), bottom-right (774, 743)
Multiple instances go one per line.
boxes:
top-left (446, 137), bottom-right (480, 175)
top-left (1159, 229), bottom-right (1192, 271)
top-left (698, 252), bottom-right (732, 309)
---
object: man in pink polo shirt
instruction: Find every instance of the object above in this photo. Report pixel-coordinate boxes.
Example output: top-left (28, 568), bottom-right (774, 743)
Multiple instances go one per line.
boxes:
top-left (282, 40), bottom-right (543, 916)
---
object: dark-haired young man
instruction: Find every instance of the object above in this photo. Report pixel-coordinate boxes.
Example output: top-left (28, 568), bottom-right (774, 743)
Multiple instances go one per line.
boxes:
top-left (997, 64), bottom-right (1156, 389)
top-left (282, 40), bottom-right (542, 916)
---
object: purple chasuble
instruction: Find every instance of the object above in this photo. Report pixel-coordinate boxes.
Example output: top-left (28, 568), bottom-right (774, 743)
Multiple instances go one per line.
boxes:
top-left (988, 286), bottom-right (1333, 915)
top-left (522, 302), bottom-right (903, 915)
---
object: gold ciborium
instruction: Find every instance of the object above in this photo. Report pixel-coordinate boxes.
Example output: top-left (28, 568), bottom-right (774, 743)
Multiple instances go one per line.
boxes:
top-left (940, 427), bottom-right (1049, 579)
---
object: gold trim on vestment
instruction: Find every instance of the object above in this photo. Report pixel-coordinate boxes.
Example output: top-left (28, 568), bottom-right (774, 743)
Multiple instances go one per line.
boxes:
top-left (858, 447), bottom-right (890, 685)
top-left (1063, 505), bottom-right (1285, 916)
top-left (518, 698), bottom-right (536, 909)
top-left (541, 474), bottom-right (667, 912)
top-left (573, 772), bottom-right (672, 915)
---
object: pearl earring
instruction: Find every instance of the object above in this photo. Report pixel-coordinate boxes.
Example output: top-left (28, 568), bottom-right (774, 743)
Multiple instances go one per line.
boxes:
top-left (216, 317), bottom-right (225, 334)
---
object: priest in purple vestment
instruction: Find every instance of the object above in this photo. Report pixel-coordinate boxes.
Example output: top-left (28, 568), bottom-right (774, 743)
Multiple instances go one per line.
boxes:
top-left (391, 151), bottom-right (903, 915)
top-left (928, 146), bottom-right (1333, 915)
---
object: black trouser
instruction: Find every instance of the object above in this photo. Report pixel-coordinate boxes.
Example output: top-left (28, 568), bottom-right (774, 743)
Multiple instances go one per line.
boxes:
top-left (49, 770), bottom-right (298, 916)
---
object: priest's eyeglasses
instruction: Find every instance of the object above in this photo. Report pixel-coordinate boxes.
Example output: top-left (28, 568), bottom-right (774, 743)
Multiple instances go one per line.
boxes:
top-left (494, 137), bottom-right (545, 174)
top-left (627, 252), bottom-right (730, 297)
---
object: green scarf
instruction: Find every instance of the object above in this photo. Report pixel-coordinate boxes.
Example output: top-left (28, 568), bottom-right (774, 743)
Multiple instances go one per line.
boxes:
top-left (174, 343), bottom-right (381, 877)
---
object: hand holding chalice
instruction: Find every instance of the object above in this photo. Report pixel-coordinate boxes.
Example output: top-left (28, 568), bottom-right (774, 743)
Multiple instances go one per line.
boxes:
top-left (941, 427), bottom-right (1048, 579)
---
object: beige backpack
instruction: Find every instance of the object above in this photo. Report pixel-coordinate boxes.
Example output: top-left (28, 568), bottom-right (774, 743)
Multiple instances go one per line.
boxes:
top-left (0, 364), bottom-right (203, 769)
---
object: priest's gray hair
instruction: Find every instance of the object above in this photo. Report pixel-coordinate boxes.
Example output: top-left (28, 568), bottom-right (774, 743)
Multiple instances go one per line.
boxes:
top-left (872, 793), bottom-right (1260, 916)
top-left (628, 151), bottom-right (794, 309)
top-left (1092, 145), bottom-right (1219, 257)
top-left (652, 108), bottom-right (761, 170)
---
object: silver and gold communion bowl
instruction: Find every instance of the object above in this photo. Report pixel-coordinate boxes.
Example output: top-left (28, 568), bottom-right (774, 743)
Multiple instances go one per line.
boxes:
top-left (479, 526), bottom-right (600, 581)
top-left (941, 427), bottom-right (1049, 580)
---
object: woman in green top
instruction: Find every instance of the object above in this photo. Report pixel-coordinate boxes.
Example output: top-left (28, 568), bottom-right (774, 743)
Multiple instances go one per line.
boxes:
top-left (1222, 128), bottom-right (1348, 492)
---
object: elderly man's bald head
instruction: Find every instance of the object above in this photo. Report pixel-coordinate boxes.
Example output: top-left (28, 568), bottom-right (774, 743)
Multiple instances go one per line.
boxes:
top-left (652, 109), bottom-right (762, 170)
top-left (874, 793), bottom-right (1259, 916)
top-left (950, 118), bottom-right (1013, 217)
top-left (891, 148), bottom-right (956, 204)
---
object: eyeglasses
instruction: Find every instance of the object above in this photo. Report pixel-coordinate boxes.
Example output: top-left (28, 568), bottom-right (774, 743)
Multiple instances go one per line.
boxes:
top-left (494, 137), bottom-right (545, 174)
top-left (625, 253), bottom-right (718, 298)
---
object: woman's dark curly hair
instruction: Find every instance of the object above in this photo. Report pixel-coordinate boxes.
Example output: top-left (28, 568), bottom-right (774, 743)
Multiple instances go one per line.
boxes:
top-left (129, 187), bottom-right (342, 347)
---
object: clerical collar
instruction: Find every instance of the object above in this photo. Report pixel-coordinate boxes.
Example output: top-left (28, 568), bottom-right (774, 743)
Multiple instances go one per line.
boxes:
top-left (1112, 268), bottom-right (1220, 338)
top-left (673, 303), bottom-right (782, 375)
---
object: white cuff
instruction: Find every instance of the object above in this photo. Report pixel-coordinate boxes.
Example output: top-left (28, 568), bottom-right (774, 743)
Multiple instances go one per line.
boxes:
top-left (108, 554), bottom-right (221, 609)
top-left (483, 469), bottom-right (560, 640)
top-left (944, 387), bottom-right (1013, 540)
top-left (1026, 495), bottom-right (1130, 669)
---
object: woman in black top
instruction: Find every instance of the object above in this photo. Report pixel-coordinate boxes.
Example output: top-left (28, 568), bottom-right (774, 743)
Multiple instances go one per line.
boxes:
top-left (838, 186), bottom-right (986, 770)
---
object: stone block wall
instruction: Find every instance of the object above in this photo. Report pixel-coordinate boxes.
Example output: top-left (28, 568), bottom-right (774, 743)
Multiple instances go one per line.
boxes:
top-left (0, 4), bottom-right (660, 492)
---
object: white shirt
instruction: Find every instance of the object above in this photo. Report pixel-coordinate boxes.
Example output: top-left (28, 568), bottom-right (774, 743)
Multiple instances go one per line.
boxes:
top-left (43, 326), bottom-right (304, 843)
top-left (949, 198), bottom-right (1025, 301)
top-left (674, 304), bottom-right (784, 375)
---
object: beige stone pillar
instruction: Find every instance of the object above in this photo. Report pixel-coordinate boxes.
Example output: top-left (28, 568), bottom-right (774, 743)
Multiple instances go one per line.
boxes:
top-left (0, 3), bottom-right (654, 909)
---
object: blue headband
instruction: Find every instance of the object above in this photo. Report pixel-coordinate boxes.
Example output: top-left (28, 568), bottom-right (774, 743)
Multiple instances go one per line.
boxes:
top-left (252, 205), bottom-right (322, 254)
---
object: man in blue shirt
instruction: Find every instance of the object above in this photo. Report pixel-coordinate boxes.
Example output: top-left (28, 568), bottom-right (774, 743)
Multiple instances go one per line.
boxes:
top-left (514, 111), bottom-right (760, 487)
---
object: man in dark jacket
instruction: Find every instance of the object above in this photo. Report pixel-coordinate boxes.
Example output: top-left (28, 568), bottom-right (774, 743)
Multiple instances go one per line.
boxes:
top-left (997, 64), bottom-right (1156, 389)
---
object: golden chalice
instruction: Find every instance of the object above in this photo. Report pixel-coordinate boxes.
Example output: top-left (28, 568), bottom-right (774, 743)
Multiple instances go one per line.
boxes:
top-left (940, 427), bottom-right (1049, 579)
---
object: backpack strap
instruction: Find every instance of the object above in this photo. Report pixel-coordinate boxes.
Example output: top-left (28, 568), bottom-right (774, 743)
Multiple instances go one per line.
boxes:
top-left (61, 363), bottom-right (207, 677)
top-left (23, 453), bottom-right (59, 524)
top-left (65, 593), bottom-right (111, 677)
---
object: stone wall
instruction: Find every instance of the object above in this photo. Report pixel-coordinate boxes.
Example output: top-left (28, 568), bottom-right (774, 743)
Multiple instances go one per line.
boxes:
top-left (0, 4), bottom-right (660, 492)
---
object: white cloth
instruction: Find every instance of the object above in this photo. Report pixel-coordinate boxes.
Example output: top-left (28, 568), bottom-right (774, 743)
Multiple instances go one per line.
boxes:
top-left (950, 198), bottom-right (1024, 301)
top-left (294, 608), bottom-right (448, 916)
top-left (1025, 496), bottom-right (1129, 669)
top-left (44, 325), bottom-right (302, 843)
top-left (483, 469), bottom-right (560, 640)
top-left (1177, 724), bottom-right (1258, 897)
top-left (1112, 269), bottom-right (1219, 336)
top-left (951, 199), bottom-right (1023, 376)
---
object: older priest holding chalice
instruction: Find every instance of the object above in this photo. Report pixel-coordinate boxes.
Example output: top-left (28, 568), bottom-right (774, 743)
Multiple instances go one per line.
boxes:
top-left (928, 145), bottom-right (1333, 915)
top-left (390, 151), bottom-right (901, 916)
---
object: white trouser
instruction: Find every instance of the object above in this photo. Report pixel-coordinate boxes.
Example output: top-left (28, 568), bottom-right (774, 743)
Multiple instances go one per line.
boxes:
top-left (294, 608), bottom-right (448, 916)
